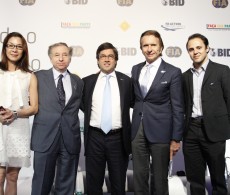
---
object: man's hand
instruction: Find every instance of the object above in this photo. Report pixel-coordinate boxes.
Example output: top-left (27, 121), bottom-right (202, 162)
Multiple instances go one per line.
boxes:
top-left (170, 140), bottom-right (181, 160)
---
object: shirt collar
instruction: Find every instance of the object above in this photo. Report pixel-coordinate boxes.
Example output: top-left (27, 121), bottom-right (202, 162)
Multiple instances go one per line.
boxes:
top-left (190, 59), bottom-right (209, 73)
top-left (145, 57), bottom-right (162, 68)
top-left (52, 68), bottom-right (68, 80)
top-left (99, 71), bottom-right (116, 79)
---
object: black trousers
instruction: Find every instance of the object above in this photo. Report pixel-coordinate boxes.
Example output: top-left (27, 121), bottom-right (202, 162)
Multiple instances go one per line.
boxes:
top-left (86, 126), bottom-right (129, 195)
top-left (31, 130), bottom-right (79, 195)
top-left (183, 119), bottom-right (227, 195)
top-left (132, 123), bottom-right (170, 195)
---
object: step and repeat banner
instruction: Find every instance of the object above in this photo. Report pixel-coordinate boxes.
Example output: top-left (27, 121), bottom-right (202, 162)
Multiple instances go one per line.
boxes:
top-left (0, 0), bottom-right (230, 176)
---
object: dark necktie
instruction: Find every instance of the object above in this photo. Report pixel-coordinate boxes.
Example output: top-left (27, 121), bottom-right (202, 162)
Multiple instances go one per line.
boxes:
top-left (101, 75), bottom-right (112, 134)
top-left (57, 74), bottom-right (65, 109)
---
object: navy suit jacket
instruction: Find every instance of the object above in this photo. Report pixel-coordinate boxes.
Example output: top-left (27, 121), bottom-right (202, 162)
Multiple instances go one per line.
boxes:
top-left (183, 60), bottom-right (230, 142)
top-left (131, 59), bottom-right (184, 143)
top-left (81, 71), bottom-right (133, 155)
top-left (31, 68), bottom-right (84, 154)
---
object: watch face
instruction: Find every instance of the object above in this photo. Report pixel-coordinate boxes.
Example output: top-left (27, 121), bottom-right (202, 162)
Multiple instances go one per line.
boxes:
top-left (13, 111), bottom-right (18, 119)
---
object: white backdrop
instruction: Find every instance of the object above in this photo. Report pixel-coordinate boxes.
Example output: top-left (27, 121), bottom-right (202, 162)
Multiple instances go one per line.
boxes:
top-left (1, 0), bottom-right (230, 178)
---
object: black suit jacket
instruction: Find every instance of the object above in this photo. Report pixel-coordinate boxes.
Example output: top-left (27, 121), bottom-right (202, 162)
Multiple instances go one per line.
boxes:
top-left (183, 60), bottom-right (230, 142)
top-left (81, 71), bottom-right (133, 155)
top-left (31, 69), bottom-right (84, 154)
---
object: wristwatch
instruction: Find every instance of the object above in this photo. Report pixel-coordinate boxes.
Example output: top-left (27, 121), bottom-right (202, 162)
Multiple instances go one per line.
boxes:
top-left (12, 110), bottom-right (18, 120)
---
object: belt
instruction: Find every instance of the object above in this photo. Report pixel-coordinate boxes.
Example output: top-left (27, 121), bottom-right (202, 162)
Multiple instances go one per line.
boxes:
top-left (90, 126), bottom-right (122, 135)
top-left (190, 116), bottom-right (204, 123)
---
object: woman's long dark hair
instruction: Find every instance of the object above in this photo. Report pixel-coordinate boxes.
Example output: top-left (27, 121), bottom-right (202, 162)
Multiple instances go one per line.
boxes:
top-left (0, 32), bottom-right (31, 72)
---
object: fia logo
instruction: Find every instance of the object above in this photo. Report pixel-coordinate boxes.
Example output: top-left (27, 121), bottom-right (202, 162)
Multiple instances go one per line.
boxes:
top-left (165, 47), bottom-right (182, 57)
top-left (162, 0), bottom-right (185, 6)
top-left (117, 0), bottom-right (133, 6)
top-left (212, 0), bottom-right (228, 8)
top-left (19, 0), bottom-right (36, 5)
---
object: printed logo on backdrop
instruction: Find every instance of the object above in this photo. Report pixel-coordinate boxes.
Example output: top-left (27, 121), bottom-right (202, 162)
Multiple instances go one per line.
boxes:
top-left (61, 22), bottom-right (91, 29)
top-left (118, 47), bottom-right (137, 56)
top-left (212, 0), bottom-right (228, 8)
top-left (19, 0), bottom-right (36, 5)
top-left (206, 24), bottom-right (230, 30)
top-left (161, 22), bottom-right (185, 31)
top-left (117, 0), bottom-right (134, 6)
top-left (120, 21), bottom-right (130, 31)
top-left (71, 46), bottom-right (84, 57)
top-left (64, 0), bottom-right (88, 4)
top-left (165, 46), bottom-right (182, 57)
top-left (162, 0), bottom-right (185, 6)
top-left (210, 48), bottom-right (230, 57)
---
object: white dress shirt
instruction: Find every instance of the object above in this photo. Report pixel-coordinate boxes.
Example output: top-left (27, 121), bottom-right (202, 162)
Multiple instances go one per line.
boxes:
top-left (139, 57), bottom-right (162, 92)
top-left (90, 71), bottom-right (122, 129)
top-left (191, 59), bottom-right (209, 118)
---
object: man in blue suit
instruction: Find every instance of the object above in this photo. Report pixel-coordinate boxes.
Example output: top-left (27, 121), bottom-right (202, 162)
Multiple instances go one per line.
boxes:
top-left (31, 42), bottom-right (84, 195)
top-left (131, 30), bottom-right (184, 195)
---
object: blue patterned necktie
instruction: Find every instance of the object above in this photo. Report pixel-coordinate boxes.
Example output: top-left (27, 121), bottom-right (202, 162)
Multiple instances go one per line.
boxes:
top-left (140, 65), bottom-right (152, 97)
top-left (57, 74), bottom-right (65, 109)
top-left (101, 75), bottom-right (112, 134)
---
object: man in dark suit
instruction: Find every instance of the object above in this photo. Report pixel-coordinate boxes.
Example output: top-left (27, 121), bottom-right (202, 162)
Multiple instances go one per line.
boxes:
top-left (81, 42), bottom-right (133, 195)
top-left (183, 33), bottom-right (230, 195)
top-left (131, 30), bottom-right (184, 195)
top-left (31, 42), bottom-right (84, 195)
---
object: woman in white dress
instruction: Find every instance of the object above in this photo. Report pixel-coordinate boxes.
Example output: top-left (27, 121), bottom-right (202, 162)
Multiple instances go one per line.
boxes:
top-left (0, 32), bottom-right (38, 195)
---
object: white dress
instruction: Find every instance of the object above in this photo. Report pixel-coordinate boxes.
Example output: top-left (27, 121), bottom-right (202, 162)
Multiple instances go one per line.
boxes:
top-left (0, 69), bottom-right (31, 167)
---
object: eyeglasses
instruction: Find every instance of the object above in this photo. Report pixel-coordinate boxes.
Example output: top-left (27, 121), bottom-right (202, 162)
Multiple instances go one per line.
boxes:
top-left (6, 44), bottom-right (23, 50)
top-left (99, 54), bottom-right (115, 60)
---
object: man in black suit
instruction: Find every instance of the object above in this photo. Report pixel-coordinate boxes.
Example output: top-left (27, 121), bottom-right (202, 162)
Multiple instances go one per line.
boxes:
top-left (81, 42), bottom-right (133, 195)
top-left (31, 42), bottom-right (84, 195)
top-left (183, 33), bottom-right (230, 195)
top-left (131, 30), bottom-right (184, 195)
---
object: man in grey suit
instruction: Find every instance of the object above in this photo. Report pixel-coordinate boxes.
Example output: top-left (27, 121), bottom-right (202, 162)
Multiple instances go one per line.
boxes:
top-left (131, 30), bottom-right (184, 195)
top-left (183, 33), bottom-right (230, 195)
top-left (31, 42), bottom-right (84, 195)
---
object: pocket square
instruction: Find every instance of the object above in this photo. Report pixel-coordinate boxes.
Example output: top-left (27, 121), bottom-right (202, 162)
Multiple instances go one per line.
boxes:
top-left (161, 70), bottom-right (166, 73)
top-left (161, 81), bottom-right (168, 84)
top-left (210, 82), bottom-right (214, 85)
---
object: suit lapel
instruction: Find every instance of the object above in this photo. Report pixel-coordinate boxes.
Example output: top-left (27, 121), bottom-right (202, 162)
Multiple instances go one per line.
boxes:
top-left (65, 72), bottom-right (78, 107)
top-left (87, 74), bottom-right (99, 117)
top-left (45, 69), bottom-right (59, 101)
top-left (188, 70), bottom-right (193, 100)
top-left (147, 60), bottom-right (166, 96)
top-left (116, 72), bottom-right (124, 111)
top-left (202, 61), bottom-right (213, 87)
top-left (134, 62), bottom-right (145, 97)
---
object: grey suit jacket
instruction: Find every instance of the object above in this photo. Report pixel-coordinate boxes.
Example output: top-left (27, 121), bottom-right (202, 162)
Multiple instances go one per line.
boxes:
top-left (183, 60), bottom-right (230, 142)
top-left (131, 59), bottom-right (184, 143)
top-left (31, 68), bottom-right (84, 154)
